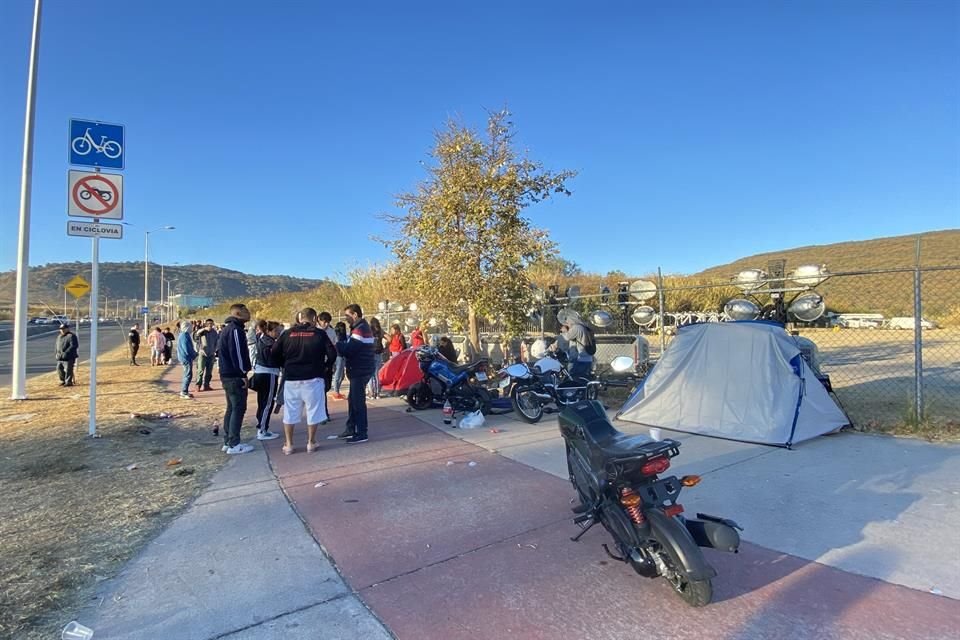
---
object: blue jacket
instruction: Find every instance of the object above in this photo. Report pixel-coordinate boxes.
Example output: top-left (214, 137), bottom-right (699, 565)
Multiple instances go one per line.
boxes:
top-left (177, 331), bottom-right (197, 363)
top-left (217, 317), bottom-right (251, 379)
top-left (336, 317), bottom-right (376, 378)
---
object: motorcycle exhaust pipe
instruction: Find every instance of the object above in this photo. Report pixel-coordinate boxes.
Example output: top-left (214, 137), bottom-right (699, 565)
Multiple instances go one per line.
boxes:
top-left (528, 392), bottom-right (553, 402)
top-left (683, 516), bottom-right (741, 553)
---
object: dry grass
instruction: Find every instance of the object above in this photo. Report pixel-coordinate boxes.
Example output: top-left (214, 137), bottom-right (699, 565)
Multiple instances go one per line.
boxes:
top-left (0, 347), bottom-right (229, 639)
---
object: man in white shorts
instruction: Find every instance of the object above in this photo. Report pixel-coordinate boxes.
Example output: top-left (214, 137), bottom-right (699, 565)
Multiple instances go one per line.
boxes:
top-left (272, 307), bottom-right (338, 455)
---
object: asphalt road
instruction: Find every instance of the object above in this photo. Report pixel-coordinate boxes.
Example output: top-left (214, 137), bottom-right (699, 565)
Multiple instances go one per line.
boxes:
top-left (0, 322), bottom-right (129, 390)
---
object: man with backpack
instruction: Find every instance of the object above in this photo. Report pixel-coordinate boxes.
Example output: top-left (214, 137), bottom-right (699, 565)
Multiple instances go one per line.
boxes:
top-left (557, 319), bottom-right (597, 379)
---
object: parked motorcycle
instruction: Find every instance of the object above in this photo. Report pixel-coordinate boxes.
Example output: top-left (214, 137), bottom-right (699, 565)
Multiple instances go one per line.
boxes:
top-left (406, 346), bottom-right (493, 414)
top-left (499, 351), bottom-right (607, 424)
top-left (560, 400), bottom-right (742, 606)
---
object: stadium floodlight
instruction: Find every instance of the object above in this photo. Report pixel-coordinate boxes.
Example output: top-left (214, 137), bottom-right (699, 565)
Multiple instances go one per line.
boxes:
top-left (790, 264), bottom-right (830, 287)
top-left (377, 301), bottom-right (387, 312)
top-left (788, 292), bottom-right (826, 322)
top-left (733, 269), bottom-right (766, 292)
top-left (389, 302), bottom-right (405, 312)
top-left (631, 305), bottom-right (657, 327)
top-left (724, 299), bottom-right (761, 321)
top-left (629, 280), bottom-right (658, 301)
top-left (408, 302), bottom-right (419, 312)
top-left (589, 309), bottom-right (614, 327)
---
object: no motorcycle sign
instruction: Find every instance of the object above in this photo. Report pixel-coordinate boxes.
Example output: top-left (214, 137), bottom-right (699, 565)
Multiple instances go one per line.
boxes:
top-left (67, 169), bottom-right (124, 219)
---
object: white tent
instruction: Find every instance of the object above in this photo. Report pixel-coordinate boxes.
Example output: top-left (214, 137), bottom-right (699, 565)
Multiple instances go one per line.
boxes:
top-left (617, 321), bottom-right (849, 447)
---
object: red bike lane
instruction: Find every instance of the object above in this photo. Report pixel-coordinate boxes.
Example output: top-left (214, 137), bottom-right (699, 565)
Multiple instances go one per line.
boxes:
top-left (263, 401), bottom-right (960, 640)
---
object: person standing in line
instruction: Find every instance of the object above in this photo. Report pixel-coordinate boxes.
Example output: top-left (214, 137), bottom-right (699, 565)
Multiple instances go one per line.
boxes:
top-left (337, 304), bottom-right (375, 444)
top-left (194, 318), bottom-right (218, 391)
top-left (162, 327), bottom-right (176, 364)
top-left (55, 323), bottom-right (79, 387)
top-left (177, 320), bottom-right (197, 399)
top-left (252, 320), bottom-right (282, 441)
top-left (148, 327), bottom-right (166, 366)
top-left (217, 303), bottom-right (254, 455)
top-left (331, 321), bottom-right (347, 400)
top-left (388, 323), bottom-right (407, 358)
top-left (410, 324), bottom-right (426, 348)
top-left (127, 323), bottom-right (141, 366)
top-left (273, 308), bottom-right (338, 454)
top-left (317, 311), bottom-right (339, 418)
top-left (367, 316), bottom-right (385, 400)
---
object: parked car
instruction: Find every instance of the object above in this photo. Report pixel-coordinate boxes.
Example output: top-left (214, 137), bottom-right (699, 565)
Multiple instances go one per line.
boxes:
top-left (888, 317), bottom-right (937, 330)
top-left (29, 317), bottom-right (46, 324)
top-left (46, 315), bottom-right (70, 325)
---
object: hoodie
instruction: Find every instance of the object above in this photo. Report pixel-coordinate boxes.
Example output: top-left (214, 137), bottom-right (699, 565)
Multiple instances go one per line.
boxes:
top-left (177, 331), bottom-right (198, 363)
top-left (216, 316), bottom-right (251, 379)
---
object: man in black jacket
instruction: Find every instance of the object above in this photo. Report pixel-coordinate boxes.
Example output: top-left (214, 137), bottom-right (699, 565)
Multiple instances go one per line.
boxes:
top-left (127, 323), bottom-right (141, 366)
top-left (55, 323), bottom-right (79, 386)
top-left (337, 304), bottom-right (376, 443)
top-left (273, 307), bottom-right (338, 454)
top-left (217, 303), bottom-right (253, 455)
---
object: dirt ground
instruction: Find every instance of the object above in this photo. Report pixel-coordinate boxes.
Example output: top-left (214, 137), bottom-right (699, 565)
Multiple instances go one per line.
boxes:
top-left (0, 347), bottom-right (229, 639)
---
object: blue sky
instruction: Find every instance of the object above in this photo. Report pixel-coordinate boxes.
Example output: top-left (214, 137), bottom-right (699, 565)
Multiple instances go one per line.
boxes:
top-left (1, 1), bottom-right (957, 282)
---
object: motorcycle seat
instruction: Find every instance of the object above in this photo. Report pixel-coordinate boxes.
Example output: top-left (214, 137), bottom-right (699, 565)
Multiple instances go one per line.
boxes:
top-left (579, 411), bottom-right (667, 460)
top-left (448, 360), bottom-right (487, 374)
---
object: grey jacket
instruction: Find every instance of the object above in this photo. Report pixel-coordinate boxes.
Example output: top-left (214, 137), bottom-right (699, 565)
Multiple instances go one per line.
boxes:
top-left (196, 328), bottom-right (219, 357)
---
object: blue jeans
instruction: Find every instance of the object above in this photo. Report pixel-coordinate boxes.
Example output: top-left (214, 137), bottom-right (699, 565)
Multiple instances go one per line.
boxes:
top-left (181, 360), bottom-right (194, 393)
top-left (569, 359), bottom-right (593, 379)
top-left (367, 355), bottom-right (383, 397)
top-left (348, 374), bottom-right (371, 438)
top-left (333, 356), bottom-right (345, 393)
top-left (221, 377), bottom-right (248, 447)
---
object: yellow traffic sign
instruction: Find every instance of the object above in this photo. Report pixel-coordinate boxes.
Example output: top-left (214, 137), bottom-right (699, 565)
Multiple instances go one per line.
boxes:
top-left (65, 275), bottom-right (91, 299)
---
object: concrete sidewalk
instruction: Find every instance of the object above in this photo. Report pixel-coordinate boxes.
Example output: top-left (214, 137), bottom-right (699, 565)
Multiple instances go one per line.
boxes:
top-left (77, 376), bottom-right (392, 640)
top-left (77, 369), bottom-right (960, 639)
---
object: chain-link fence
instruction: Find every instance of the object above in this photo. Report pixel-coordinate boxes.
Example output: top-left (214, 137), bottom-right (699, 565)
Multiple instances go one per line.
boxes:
top-left (440, 266), bottom-right (959, 429)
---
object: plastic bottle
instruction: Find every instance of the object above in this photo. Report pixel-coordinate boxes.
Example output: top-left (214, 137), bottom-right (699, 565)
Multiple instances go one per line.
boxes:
top-left (442, 399), bottom-right (454, 425)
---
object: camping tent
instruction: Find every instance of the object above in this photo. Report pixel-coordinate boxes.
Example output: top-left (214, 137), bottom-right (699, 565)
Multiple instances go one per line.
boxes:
top-left (617, 321), bottom-right (848, 447)
top-left (378, 349), bottom-right (424, 396)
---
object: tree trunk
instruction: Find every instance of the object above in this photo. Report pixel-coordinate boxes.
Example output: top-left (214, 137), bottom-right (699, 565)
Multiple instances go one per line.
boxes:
top-left (468, 305), bottom-right (480, 361)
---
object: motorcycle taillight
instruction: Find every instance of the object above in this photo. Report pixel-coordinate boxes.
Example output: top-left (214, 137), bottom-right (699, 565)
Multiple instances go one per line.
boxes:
top-left (640, 457), bottom-right (670, 476)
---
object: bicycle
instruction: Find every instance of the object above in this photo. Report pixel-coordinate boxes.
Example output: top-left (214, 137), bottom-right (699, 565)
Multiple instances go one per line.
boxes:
top-left (71, 128), bottom-right (122, 159)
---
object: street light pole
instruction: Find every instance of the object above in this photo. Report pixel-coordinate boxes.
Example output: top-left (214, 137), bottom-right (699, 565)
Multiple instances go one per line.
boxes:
top-left (143, 226), bottom-right (174, 330)
top-left (10, 0), bottom-right (43, 401)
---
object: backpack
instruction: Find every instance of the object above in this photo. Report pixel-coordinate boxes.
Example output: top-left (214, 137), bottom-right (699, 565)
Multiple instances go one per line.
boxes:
top-left (581, 324), bottom-right (597, 356)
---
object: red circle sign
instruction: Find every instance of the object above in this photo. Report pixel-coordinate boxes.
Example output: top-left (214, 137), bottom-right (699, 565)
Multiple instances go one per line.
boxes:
top-left (72, 175), bottom-right (119, 215)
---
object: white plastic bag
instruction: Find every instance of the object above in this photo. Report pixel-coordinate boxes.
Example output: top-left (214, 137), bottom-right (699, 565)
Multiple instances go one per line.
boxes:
top-left (458, 410), bottom-right (485, 429)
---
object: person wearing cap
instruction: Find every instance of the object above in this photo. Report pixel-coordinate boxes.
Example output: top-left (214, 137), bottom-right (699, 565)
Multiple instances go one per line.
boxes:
top-left (55, 323), bottom-right (79, 387)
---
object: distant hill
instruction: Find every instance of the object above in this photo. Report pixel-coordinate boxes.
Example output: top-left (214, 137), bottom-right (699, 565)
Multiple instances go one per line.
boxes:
top-left (0, 262), bottom-right (324, 309)
top-left (692, 229), bottom-right (960, 321)
top-left (694, 229), bottom-right (960, 278)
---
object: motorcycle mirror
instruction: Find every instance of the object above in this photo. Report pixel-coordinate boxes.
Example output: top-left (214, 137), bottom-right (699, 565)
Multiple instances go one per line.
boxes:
top-left (610, 356), bottom-right (635, 373)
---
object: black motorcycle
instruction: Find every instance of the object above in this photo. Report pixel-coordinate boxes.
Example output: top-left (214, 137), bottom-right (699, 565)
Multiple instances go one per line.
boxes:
top-left (406, 346), bottom-right (493, 414)
top-left (499, 351), bottom-right (601, 423)
top-left (560, 400), bottom-right (742, 606)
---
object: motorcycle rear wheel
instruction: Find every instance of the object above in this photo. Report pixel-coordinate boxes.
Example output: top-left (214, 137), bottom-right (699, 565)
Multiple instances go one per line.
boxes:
top-left (664, 570), bottom-right (712, 607)
top-left (511, 385), bottom-right (544, 423)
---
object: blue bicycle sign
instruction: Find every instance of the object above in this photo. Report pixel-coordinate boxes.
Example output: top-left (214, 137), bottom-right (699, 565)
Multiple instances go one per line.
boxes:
top-left (69, 119), bottom-right (125, 170)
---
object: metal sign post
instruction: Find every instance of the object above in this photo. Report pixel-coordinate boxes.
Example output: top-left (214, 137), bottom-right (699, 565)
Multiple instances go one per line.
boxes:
top-left (89, 229), bottom-right (99, 436)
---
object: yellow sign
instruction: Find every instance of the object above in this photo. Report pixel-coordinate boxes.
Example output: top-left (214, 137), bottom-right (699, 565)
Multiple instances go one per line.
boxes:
top-left (65, 275), bottom-right (91, 299)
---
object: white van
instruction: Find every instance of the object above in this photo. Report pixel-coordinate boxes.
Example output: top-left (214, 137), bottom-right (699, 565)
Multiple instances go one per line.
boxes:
top-left (888, 317), bottom-right (937, 330)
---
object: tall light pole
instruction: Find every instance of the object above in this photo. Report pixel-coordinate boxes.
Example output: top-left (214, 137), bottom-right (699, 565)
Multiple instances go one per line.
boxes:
top-left (10, 0), bottom-right (43, 401)
top-left (144, 226), bottom-right (174, 330)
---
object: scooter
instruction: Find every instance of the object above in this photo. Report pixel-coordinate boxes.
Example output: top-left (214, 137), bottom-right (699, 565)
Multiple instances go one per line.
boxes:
top-left (560, 399), bottom-right (742, 607)
top-left (406, 346), bottom-right (493, 414)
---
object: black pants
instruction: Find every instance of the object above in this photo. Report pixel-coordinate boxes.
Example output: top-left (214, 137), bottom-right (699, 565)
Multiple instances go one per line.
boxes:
top-left (129, 344), bottom-right (139, 364)
top-left (347, 374), bottom-right (371, 438)
top-left (322, 367), bottom-right (333, 419)
top-left (222, 377), bottom-right (248, 448)
top-left (253, 372), bottom-right (278, 432)
top-left (196, 355), bottom-right (215, 388)
top-left (57, 359), bottom-right (76, 386)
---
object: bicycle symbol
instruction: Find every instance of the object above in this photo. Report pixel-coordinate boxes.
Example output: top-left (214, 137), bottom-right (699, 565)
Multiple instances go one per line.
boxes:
top-left (71, 128), bottom-right (122, 159)
top-left (79, 187), bottom-right (112, 202)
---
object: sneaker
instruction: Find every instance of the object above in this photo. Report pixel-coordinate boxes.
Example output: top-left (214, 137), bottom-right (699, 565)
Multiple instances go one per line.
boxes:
top-left (221, 445), bottom-right (229, 452)
top-left (332, 393), bottom-right (346, 400)
top-left (337, 430), bottom-right (355, 439)
top-left (202, 386), bottom-right (213, 391)
top-left (257, 430), bottom-right (279, 441)
top-left (226, 443), bottom-right (254, 455)
top-left (345, 435), bottom-right (368, 444)
top-left (179, 392), bottom-right (193, 399)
